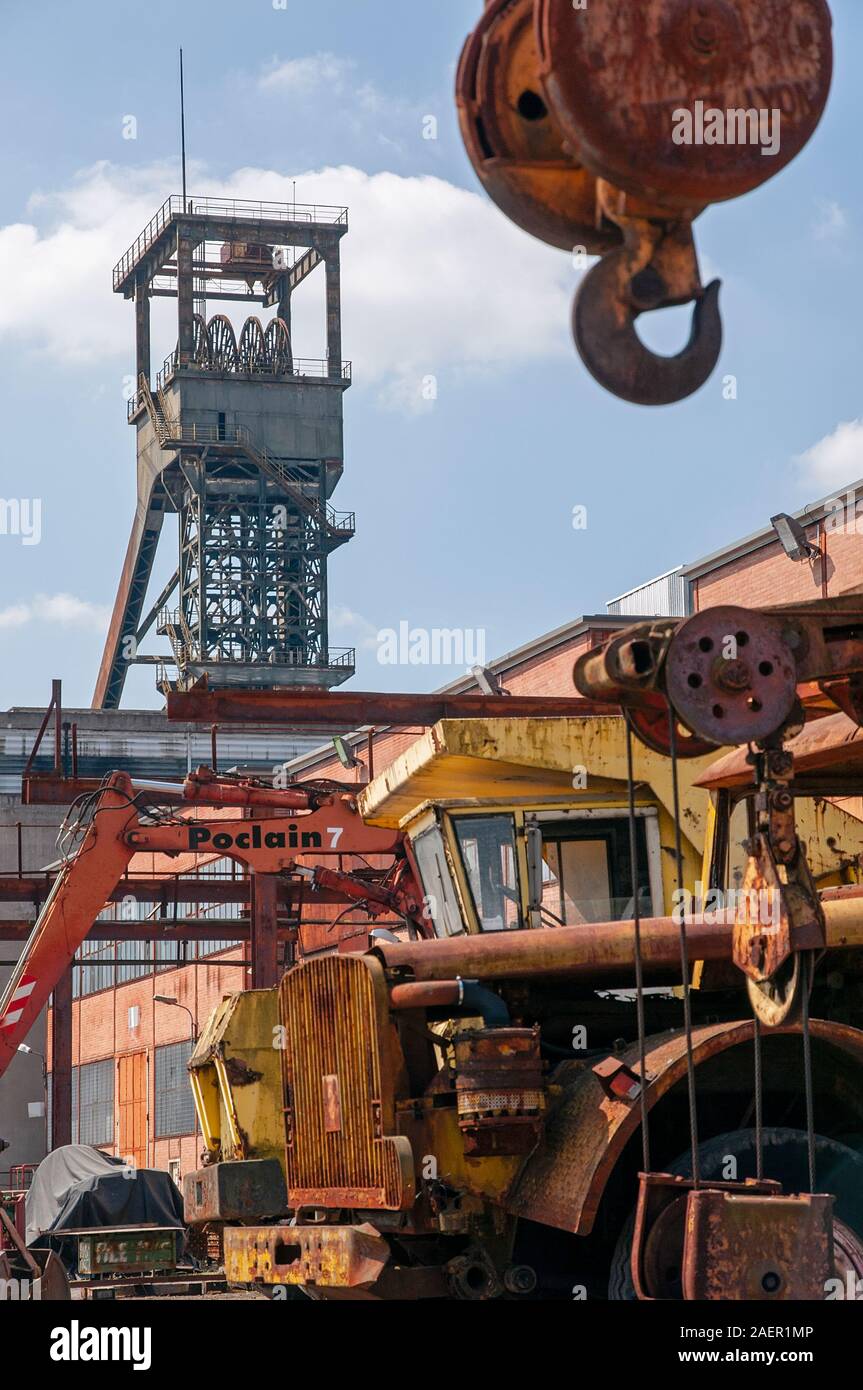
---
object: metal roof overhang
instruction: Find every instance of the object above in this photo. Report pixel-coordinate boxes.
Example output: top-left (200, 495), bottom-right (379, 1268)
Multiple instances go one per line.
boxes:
top-left (694, 710), bottom-right (863, 793)
top-left (359, 715), bottom-right (722, 831)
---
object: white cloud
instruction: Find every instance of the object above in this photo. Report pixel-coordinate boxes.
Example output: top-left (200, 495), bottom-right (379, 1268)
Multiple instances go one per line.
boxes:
top-left (258, 53), bottom-right (355, 95)
top-left (795, 419), bottom-right (863, 491)
top-left (813, 200), bottom-right (849, 242)
top-left (329, 604), bottom-right (380, 651)
top-left (0, 593), bottom-right (110, 631)
top-left (0, 161), bottom-right (572, 406)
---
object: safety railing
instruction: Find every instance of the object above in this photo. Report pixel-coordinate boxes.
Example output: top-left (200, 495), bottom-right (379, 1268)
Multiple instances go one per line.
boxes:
top-left (263, 647), bottom-right (356, 669)
top-left (155, 637), bottom-right (354, 672)
top-left (113, 195), bottom-right (348, 289)
top-left (156, 354), bottom-right (351, 392)
top-left (155, 352), bottom-right (178, 394)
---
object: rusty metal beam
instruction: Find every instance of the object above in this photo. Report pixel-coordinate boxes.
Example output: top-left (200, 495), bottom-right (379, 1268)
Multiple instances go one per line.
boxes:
top-left (250, 874), bottom-right (280, 989)
top-left (0, 874), bottom-right (369, 910)
top-left (166, 688), bottom-right (616, 729)
top-left (51, 966), bottom-right (73, 1148)
top-left (696, 710), bottom-right (863, 791)
top-left (135, 278), bottom-right (150, 382)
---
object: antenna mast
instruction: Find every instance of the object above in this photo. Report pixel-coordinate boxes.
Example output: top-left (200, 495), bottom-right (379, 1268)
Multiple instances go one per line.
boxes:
top-left (180, 48), bottom-right (187, 209)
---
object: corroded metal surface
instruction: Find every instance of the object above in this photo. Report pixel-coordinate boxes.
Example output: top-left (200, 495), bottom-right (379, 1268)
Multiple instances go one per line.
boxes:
top-left (536, 0), bottom-right (833, 208)
top-left (572, 213), bottom-right (723, 407)
top-left (665, 606), bottom-right (798, 747)
top-left (506, 1018), bottom-right (863, 1235)
top-left (167, 686), bottom-right (606, 728)
top-left (373, 888), bottom-right (863, 986)
top-left (454, 1027), bottom-right (544, 1156)
top-left (280, 955), bottom-right (414, 1210)
top-left (456, 0), bottom-right (619, 251)
top-left (696, 710), bottom-right (863, 789)
top-left (682, 1188), bottom-right (834, 1300)
top-left (223, 1221), bottom-right (390, 1289)
top-left (631, 1171), bottom-right (782, 1300)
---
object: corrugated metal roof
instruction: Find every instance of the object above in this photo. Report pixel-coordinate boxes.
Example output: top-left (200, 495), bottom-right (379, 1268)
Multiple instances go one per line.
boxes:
top-left (607, 567), bottom-right (687, 618)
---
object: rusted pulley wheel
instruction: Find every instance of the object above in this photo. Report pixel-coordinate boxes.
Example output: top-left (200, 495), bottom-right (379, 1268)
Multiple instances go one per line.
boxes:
top-left (456, 0), bottom-right (621, 252)
top-left (626, 705), bottom-right (718, 759)
top-left (535, 0), bottom-right (834, 210)
top-left (746, 949), bottom-right (815, 1029)
top-left (664, 606), bottom-right (799, 747)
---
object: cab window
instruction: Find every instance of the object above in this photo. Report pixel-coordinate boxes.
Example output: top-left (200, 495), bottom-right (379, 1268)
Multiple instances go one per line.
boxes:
top-left (538, 818), bottom-right (652, 925)
top-left (453, 815), bottom-right (521, 931)
top-left (411, 824), bottom-right (465, 937)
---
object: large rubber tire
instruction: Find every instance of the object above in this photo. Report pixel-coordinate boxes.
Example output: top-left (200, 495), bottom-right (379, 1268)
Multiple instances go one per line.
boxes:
top-left (608, 1127), bottom-right (863, 1301)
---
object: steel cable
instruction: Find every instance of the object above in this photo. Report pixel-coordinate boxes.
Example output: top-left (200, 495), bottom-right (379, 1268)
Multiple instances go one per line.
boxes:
top-left (625, 713), bottom-right (651, 1173)
top-left (668, 710), bottom-right (700, 1184)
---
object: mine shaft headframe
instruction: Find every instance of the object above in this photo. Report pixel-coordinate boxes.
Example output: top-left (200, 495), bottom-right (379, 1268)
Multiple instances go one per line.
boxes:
top-left (575, 597), bottom-right (863, 1027)
top-left (456, 0), bottom-right (833, 406)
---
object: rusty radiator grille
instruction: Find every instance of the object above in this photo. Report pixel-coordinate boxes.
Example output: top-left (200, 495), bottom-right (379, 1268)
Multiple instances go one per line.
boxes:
top-left (279, 954), bottom-right (411, 1210)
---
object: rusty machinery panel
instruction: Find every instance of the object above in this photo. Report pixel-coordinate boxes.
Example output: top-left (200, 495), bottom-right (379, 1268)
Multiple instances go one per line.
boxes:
top-left (454, 1027), bottom-right (545, 1157)
top-left (682, 1188), bottom-right (835, 1301)
top-left (278, 955), bottom-right (414, 1211)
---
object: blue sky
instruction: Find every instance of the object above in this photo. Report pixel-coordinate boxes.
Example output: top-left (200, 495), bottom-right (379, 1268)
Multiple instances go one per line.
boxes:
top-left (0, 0), bottom-right (861, 709)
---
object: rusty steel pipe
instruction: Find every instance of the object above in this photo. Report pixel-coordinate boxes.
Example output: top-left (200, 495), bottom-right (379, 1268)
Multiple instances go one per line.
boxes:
top-left (374, 891), bottom-right (863, 986)
top-left (389, 980), bottom-right (463, 1010)
top-left (181, 775), bottom-right (329, 811)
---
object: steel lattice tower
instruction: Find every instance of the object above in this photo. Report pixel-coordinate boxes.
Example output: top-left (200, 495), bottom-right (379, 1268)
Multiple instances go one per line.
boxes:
top-left (94, 195), bottom-right (355, 709)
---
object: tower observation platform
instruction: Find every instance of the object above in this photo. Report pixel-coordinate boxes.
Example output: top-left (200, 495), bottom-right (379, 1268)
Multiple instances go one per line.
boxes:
top-left (94, 194), bottom-right (356, 709)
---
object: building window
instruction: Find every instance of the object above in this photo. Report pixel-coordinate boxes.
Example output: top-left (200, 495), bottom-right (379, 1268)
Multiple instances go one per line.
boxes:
top-left (117, 935), bottom-right (152, 984)
top-left (73, 1060), bottom-right (115, 1147)
top-left (74, 937), bottom-right (116, 998)
top-left (154, 1041), bottom-right (196, 1138)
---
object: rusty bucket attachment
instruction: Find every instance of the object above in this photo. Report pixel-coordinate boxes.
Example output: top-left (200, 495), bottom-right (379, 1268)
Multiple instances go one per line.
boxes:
top-left (0, 1206), bottom-right (71, 1300)
top-left (683, 1187), bottom-right (834, 1301)
top-left (632, 1172), bottom-right (777, 1300)
top-left (632, 1172), bottom-right (834, 1301)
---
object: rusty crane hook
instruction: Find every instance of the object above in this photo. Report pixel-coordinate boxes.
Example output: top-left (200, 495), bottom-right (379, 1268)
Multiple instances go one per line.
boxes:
top-left (573, 213), bottom-right (722, 408)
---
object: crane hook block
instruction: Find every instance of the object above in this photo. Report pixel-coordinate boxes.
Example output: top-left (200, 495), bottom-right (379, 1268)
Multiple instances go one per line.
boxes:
top-left (456, 0), bottom-right (621, 253)
top-left (573, 247), bottom-right (723, 407)
top-left (536, 0), bottom-right (834, 211)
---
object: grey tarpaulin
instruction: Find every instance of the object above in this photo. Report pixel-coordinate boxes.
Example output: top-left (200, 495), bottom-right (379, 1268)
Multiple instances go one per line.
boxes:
top-left (26, 1145), bottom-right (124, 1246)
top-left (26, 1144), bottom-right (184, 1249)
